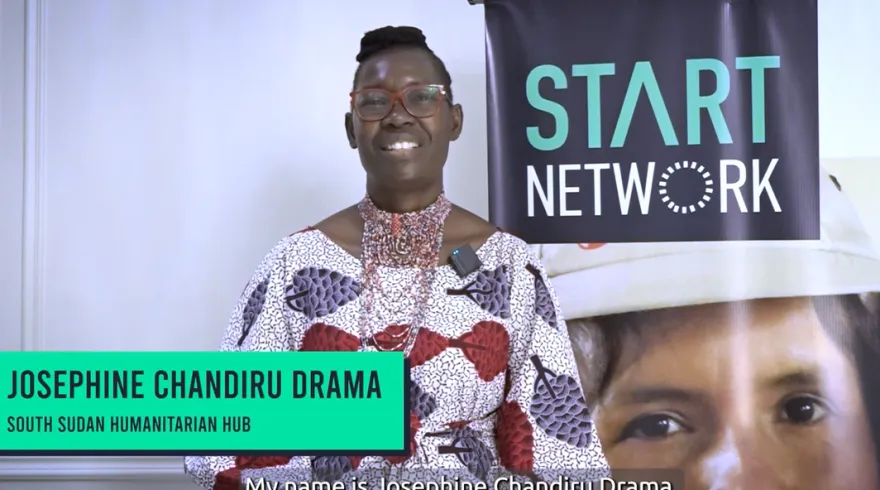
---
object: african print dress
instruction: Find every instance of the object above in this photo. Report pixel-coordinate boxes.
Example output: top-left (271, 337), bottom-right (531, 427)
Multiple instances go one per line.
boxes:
top-left (184, 229), bottom-right (611, 489)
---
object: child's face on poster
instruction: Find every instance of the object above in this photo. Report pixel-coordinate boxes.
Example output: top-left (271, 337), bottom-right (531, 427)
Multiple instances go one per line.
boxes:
top-left (593, 297), bottom-right (878, 490)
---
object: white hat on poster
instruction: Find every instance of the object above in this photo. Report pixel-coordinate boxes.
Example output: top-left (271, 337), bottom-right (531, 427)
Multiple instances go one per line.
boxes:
top-left (534, 167), bottom-right (880, 319)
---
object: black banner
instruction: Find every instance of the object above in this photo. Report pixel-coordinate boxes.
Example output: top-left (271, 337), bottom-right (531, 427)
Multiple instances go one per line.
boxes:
top-left (485, 0), bottom-right (819, 243)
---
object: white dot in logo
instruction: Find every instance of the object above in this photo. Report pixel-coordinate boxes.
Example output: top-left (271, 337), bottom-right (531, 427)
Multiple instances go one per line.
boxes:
top-left (658, 161), bottom-right (714, 214)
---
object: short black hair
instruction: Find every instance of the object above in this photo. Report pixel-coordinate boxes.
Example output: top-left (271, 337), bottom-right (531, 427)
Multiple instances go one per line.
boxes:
top-left (352, 26), bottom-right (454, 103)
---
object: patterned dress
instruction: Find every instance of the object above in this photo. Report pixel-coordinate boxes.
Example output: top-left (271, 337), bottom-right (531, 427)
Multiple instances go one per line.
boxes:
top-left (184, 228), bottom-right (610, 489)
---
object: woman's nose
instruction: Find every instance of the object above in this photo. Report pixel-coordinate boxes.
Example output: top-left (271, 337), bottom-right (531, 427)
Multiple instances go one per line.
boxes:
top-left (381, 100), bottom-right (415, 128)
top-left (691, 428), bottom-right (797, 490)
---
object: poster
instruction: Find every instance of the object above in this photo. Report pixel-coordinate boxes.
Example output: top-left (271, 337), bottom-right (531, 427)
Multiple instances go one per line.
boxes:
top-left (540, 161), bottom-right (880, 489)
top-left (485, 0), bottom-right (819, 243)
top-left (485, 0), bottom-right (880, 488)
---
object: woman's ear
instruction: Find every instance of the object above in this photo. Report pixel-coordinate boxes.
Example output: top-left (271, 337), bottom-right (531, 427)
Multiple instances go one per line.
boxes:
top-left (345, 112), bottom-right (357, 149)
top-left (450, 103), bottom-right (464, 142)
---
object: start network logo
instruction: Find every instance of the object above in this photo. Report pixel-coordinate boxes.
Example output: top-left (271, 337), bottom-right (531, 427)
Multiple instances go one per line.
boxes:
top-left (524, 56), bottom-right (782, 220)
top-left (485, 0), bottom-right (820, 243)
top-left (526, 157), bottom-right (779, 218)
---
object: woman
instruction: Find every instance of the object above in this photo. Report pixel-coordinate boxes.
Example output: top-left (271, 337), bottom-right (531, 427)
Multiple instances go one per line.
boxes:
top-left (544, 168), bottom-right (880, 490)
top-left (184, 26), bottom-right (610, 489)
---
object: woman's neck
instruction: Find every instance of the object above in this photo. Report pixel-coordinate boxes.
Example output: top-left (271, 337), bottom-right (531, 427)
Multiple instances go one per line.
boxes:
top-left (366, 183), bottom-right (444, 214)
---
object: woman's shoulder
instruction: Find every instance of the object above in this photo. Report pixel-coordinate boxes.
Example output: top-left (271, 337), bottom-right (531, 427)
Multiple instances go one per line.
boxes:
top-left (448, 205), bottom-right (540, 268)
top-left (255, 226), bottom-right (358, 278)
top-left (257, 227), bottom-right (327, 267)
top-left (258, 206), bottom-right (362, 268)
top-left (487, 230), bottom-right (542, 268)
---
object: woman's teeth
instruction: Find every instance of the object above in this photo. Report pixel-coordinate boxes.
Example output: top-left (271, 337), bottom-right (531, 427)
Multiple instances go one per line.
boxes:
top-left (385, 142), bottom-right (420, 151)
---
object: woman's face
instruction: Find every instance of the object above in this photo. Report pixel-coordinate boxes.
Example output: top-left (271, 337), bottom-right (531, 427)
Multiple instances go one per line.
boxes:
top-left (594, 297), bottom-right (877, 490)
top-left (345, 48), bottom-right (463, 191)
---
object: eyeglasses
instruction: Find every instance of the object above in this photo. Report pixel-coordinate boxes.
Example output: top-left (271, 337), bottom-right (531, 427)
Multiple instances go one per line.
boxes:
top-left (350, 84), bottom-right (448, 122)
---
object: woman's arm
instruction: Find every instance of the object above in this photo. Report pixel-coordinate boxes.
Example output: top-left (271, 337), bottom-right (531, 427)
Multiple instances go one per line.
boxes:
top-left (184, 238), bottom-right (311, 490)
top-left (494, 247), bottom-right (611, 483)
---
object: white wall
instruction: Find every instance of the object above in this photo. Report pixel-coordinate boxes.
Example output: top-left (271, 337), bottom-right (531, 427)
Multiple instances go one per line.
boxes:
top-left (0, 0), bottom-right (25, 353)
top-left (0, 0), bottom-right (878, 488)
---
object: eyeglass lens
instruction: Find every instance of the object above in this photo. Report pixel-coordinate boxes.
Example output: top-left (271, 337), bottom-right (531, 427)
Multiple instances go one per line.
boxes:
top-left (354, 86), bottom-right (442, 120)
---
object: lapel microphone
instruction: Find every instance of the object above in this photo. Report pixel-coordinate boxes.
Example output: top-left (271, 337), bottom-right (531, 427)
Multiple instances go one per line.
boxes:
top-left (448, 245), bottom-right (483, 278)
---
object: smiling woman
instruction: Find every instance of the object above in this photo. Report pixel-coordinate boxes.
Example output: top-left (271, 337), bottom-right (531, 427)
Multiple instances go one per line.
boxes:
top-left (183, 26), bottom-right (610, 490)
top-left (343, 27), bottom-right (462, 205)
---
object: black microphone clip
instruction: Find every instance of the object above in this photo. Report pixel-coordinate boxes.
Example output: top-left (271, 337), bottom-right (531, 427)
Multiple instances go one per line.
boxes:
top-left (448, 245), bottom-right (483, 278)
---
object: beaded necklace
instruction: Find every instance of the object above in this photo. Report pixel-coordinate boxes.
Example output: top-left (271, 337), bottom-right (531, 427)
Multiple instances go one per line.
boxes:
top-left (357, 193), bottom-right (451, 355)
